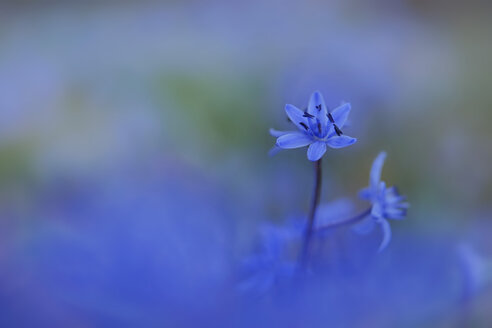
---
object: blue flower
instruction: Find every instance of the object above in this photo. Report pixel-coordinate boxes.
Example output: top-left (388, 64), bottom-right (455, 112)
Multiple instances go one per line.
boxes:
top-left (270, 91), bottom-right (357, 161)
top-left (358, 152), bottom-right (409, 251)
top-left (238, 223), bottom-right (299, 294)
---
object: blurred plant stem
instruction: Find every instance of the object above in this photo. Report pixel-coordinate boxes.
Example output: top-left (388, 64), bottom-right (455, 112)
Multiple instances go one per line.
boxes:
top-left (299, 159), bottom-right (322, 269)
top-left (315, 207), bottom-right (372, 232)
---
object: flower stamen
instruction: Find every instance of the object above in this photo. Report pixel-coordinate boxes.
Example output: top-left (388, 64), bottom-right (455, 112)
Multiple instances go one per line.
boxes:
top-left (303, 111), bottom-right (315, 119)
top-left (334, 124), bottom-right (343, 136)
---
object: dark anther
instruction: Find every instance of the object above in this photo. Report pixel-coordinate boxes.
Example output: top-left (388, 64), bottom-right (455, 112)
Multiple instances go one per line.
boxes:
top-left (317, 122), bottom-right (322, 134)
top-left (299, 122), bottom-right (309, 131)
top-left (334, 124), bottom-right (343, 136)
top-left (327, 112), bottom-right (335, 123)
top-left (303, 111), bottom-right (315, 118)
top-left (315, 104), bottom-right (322, 111)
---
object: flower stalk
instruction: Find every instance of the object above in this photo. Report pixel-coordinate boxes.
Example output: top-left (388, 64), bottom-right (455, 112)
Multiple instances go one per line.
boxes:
top-left (315, 207), bottom-right (372, 232)
top-left (299, 158), bottom-right (323, 268)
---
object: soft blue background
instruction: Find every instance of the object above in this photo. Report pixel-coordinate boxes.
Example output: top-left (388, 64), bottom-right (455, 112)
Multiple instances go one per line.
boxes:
top-left (0, 1), bottom-right (491, 326)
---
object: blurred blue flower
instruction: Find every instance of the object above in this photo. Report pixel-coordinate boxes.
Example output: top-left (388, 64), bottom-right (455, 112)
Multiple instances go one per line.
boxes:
top-left (457, 243), bottom-right (492, 300)
top-left (270, 91), bottom-right (357, 161)
top-left (238, 223), bottom-right (301, 294)
top-left (358, 152), bottom-right (409, 251)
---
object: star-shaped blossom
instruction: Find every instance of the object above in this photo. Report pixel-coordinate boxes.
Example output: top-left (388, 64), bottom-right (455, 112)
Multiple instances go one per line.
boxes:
top-left (270, 91), bottom-right (357, 161)
top-left (358, 152), bottom-right (409, 251)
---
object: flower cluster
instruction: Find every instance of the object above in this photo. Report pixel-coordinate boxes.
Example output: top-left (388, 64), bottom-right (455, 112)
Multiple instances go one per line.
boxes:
top-left (357, 152), bottom-right (409, 251)
top-left (241, 91), bottom-right (409, 292)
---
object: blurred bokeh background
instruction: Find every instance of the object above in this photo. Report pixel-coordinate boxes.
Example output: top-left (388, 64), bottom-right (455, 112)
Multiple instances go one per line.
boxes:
top-left (1, 1), bottom-right (491, 327)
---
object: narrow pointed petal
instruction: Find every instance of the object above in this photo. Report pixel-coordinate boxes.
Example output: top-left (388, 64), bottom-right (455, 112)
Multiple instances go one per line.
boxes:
top-left (385, 207), bottom-right (408, 220)
top-left (269, 128), bottom-right (291, 137)
top-left (307, 141), bottom-right (327, 161)
top-left (330, 103), bottom-right (351, 128)
top-left (370, 151), bottom-right (387, 190)
top-left (268, 145), bottom-right (282, 156)
top-left (371, 202), bottom-right (384, 220)
top-left (326, 135), bottom-right (357, 149)
top-left (384, 186), bottom-right (404, 203)
top-left (307, 91), bottom-right (329, 136)
top-left (307, 91), bottom-right (327, 116)
top-left (399, 202), bottom-right (410, 209)
top-left (378, 181), bottom-right (387, 196)
top-left (285, 104), bottom-right (310, 132)
top-left (276, 132), bottom-right (313, 149)
top-left (378, 218), bottom-right (392, 252)
top-left (352, 216), bottom-right (375, 235)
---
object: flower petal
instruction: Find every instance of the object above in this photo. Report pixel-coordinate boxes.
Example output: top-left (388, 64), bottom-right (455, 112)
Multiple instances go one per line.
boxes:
top-left (330, 103), bottom-right (351, 128)
top-left (276, 132), bottom-right (313, 149)
top-left (307, 91), bottom-right (329, 136)
top-left (268, 146), bottom-right (283, 156)
top-left (385, 206), bottom-right (408, 220)
top-left (377, 218), bottom-right (392, 252)
top-left (307, 91), bottom-right (327, 116)
top-left (285, 104), bottom-right (310, 132)
top-left (371, 201), bottom-right (384, 220)
top-left (307, 141), bottom-right (327, 161)
top-left (384, 186), bottom-right (405, 204)
top-left (370, 152), bottom-right (387, 190)
top-left (326, 135), bottom-right (357, 149)
top-left (269, 128), bottom-right (291, 137)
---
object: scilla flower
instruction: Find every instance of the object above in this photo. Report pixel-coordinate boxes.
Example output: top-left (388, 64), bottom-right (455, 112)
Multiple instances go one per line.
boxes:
top-left (270, 91), bottom-right (357, 161)
top-left (358, 152), bottom-right (409, 251)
